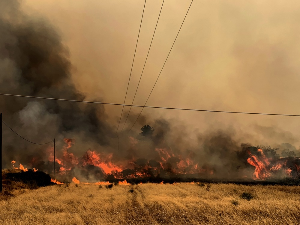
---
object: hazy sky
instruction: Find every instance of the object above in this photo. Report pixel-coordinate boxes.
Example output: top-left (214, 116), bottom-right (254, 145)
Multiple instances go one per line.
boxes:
top-left (21, 0), bottom-right (300, 147)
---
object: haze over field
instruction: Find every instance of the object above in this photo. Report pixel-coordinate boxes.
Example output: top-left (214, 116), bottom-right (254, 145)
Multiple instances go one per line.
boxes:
top-left (1, 0), bottom-right (300, 175)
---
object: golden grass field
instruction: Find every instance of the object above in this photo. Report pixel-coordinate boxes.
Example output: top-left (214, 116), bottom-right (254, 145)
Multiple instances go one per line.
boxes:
top-left (1, 180), bottom-right (300, 225)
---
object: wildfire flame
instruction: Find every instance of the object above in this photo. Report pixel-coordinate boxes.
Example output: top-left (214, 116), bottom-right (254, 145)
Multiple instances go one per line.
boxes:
top-left (72, 177), bottom-right (80, 184)
top-left (94, 181), bottom-right (110, 185)
top-left (44, 138), bottom-right (216, 183)
top-left (11, 160), bottom-right (37, 172)
top-left (118, 180), bottom-right (130, 185)
top-left (51, 179), bottom-right (64, 184)
top-left (82, 150), bottom-right (122, 174)
top-left (247, 149), bottom-right (293, 180)
top-left (12, 135), bottom-right (300, 185)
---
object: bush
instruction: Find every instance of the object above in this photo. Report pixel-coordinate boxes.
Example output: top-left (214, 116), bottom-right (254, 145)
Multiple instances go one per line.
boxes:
top-left (106, 184), bottom-right (113, 189)
top-left (0, 190), bottom-right (14, 201)
top-left (231, 200), bottom-right (239, 206)
top-left (197, 183), bottom-right (205, 187)
top-left (240, 192), bottom-right (254, 201)
top-left (206, 184), bottom-right (211, 191)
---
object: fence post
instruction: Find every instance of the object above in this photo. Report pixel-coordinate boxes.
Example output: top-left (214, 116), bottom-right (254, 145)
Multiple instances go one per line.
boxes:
top-left (0, 113), bottom-right (2, 192)
top-left (53, 138), bottom-right (55, 179)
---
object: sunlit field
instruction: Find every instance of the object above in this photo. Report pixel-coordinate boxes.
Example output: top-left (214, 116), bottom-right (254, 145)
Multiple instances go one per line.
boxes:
top-left (1, 181), bottom-right (300, 224)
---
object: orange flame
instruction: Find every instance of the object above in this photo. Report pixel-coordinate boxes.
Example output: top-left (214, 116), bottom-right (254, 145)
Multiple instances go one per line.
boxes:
top-left (11, 160), bottom-right (17, 170)
top-left (119, 180), bottom-right (130, 185)
top-left (11, 160), bottom-right (36, 172)
top-left (48, 139), bottom-right (78, 174)
top-left (82, 150), bottom-right (122, 174)
top-left (247, 154), bottom-right (270, 180)
top-left (155, 148), bottom-right (174, 162)
top-left (19, 164), bottom-right (28, 172)
top-left (94, 181), bottom-right (111, 185)
top-left (72, 177), bottom-right (80, 184)
top-left (247, 149), bottom-right (289, 180)
top-left (286, 168), bottom-right (292, 176)
top-left (51, 179), bottom-right (64, 184)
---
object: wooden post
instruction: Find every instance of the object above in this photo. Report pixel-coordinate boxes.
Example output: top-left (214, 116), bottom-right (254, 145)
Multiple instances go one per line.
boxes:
top-left (53, 138), bottom-right (55, 179)
top-left (0, 113), bottom-right (2, 192)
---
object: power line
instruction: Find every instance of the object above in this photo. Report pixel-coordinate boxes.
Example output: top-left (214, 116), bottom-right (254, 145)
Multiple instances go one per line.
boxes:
top-left (117, 0), bottom-right (147, 151)
top-left (1, 93), bottom-right (300, 117)
top-left (129, 0), bottom-right (194, 131)
top-left (123, 0), bottom-right (165, 129)
top-left (117, 0), bottom-right (147, 132)
top-left (2, 120), bottom-right (53, 145)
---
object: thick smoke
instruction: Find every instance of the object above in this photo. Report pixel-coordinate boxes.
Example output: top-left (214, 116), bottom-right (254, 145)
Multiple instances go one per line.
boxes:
top-left (0, 0), bottom-right (116, 167)
top-left (1, 0), bottom-right (300, 181)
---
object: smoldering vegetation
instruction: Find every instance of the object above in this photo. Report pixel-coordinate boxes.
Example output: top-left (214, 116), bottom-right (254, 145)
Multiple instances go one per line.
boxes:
top-left (1, 0), bottom-right (300, 183)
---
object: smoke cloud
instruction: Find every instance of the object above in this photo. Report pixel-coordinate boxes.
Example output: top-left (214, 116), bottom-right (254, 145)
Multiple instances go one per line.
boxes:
top-left (0, 0), bottom-right (117, 167)
top-left (1, 0), bottom-right (300, 180)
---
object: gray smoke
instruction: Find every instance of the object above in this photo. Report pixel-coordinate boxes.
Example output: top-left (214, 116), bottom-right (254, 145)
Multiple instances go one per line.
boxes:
top-left (1, 0), bottom-right (299, 181)
top-left (0, 0), bottom-right (116, 167)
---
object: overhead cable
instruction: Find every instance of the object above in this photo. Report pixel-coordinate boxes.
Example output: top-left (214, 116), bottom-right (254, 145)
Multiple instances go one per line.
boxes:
top-left (123, 0), bottom-right (165, 129)
top-left (2, 120), bottom-right (53, 145)
top-left (1, 93), bottom-right (300, 117)
top-left (117, 0), bottom-right (147, 133)
top-left (129, 0), bottom-right (194, 130)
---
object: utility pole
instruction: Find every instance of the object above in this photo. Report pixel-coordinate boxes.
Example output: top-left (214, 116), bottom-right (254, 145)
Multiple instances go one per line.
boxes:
top-left (53, 138), bottom-right (55, 179)
top-left (0, 113), bottom-right (2, 192)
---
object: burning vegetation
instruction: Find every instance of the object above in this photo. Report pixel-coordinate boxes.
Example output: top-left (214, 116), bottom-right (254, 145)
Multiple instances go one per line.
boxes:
top-left (246, 147), bottom-right (300, 180)
top-left (1, 0), bottom-right (300, 187)
top-left (7, 129), bottom-right (300, 185)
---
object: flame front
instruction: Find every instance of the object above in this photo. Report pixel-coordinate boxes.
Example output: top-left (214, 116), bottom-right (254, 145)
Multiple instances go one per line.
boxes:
top-left (45, 139), bottom-right (216, 182)
top-left (11, 160), bottom-right (37, 172)
top-left (11, 136), bottom-right (300, 184)
top-left (72, 177), bottom-right (80, 184)
top-left (247, 149), bottom-right (293, 180)
top-left (51, 179), bottom-right (64, 184)
top-left (82, 150), bottom-right (122, 174)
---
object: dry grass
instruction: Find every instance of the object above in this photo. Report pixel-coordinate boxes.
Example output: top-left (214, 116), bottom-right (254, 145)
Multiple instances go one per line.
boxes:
top-left (0, 182), bottom-right (300, 224)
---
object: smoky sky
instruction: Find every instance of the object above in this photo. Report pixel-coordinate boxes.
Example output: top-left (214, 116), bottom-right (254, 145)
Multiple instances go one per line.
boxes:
top-left (1, 0), bottom-right (300, 173)
top-left (20, 0), bottom-right (300, 147)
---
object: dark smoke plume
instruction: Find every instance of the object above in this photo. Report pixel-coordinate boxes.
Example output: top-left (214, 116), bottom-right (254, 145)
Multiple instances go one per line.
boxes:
top-left (0, 0), bottom-right (115, 167)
